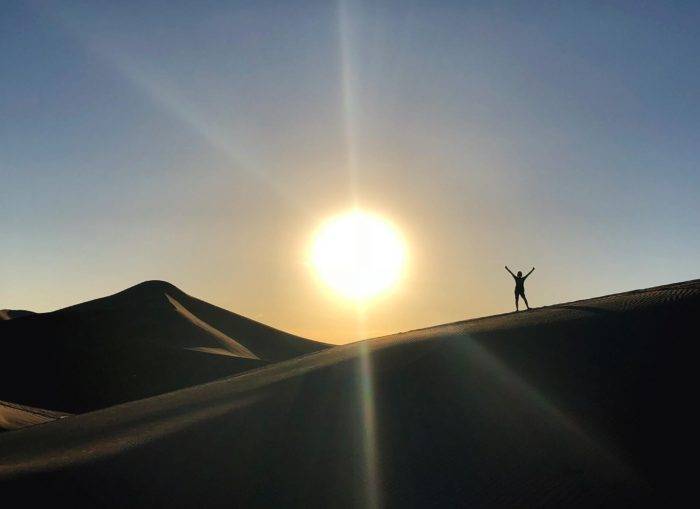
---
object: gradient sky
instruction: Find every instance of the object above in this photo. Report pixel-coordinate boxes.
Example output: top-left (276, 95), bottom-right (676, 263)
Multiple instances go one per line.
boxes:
top-left (2, 1), bottom-right (699, 343)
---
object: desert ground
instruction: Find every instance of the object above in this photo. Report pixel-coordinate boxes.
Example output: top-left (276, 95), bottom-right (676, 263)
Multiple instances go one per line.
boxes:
top-left (0, 279), bottom-right (695, 506)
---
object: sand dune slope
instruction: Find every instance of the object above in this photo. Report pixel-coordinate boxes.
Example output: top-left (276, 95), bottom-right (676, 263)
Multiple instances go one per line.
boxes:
top-left (165, 294), bottom-right (258, 359)
top-left (0, 400), bottom-right (70, 431)
top-left (0, 281), bottom-right (326, 413)
top-left (0, 280), bottom-right (695, 507)
top-left (0, 309), bottom-right (34, 320)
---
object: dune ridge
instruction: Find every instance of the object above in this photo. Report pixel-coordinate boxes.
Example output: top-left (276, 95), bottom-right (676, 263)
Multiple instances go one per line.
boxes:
top-left (165, 294), bottom-right (258, 359)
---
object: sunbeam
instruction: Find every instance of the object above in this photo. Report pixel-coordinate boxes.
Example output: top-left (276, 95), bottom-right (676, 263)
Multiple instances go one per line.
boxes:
top-left (354, 305), bottom-right (382, 509)
top-left (31, 2), bottom-right (304, 211)
top-left (445, 330), bottom-right (635, 479)
top-left (338, 0), bottom-right (361, 204)
top-left (338, 2), bottom-right (383, 507)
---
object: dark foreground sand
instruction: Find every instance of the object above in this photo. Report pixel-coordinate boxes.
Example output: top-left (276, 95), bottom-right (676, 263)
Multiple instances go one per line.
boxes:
top-left (0, 280), bottom-right (696, 507)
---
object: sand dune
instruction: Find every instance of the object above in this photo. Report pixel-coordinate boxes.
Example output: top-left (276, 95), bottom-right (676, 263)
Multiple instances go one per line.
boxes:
top-left (0, 279), bottom-right (695, 506)
top-left (0, 309), bottom-right (34, 320)
top-left (0, 281), bottom-right (326, 413)
top-left (0, 400), bottom-right (69, 431)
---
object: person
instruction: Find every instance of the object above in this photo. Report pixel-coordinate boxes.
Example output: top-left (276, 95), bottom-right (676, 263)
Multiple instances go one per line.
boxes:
top-left (505, 266), bottom-right (534, 311)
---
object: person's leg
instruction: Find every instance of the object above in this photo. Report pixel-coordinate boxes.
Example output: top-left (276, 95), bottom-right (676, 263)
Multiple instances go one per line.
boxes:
top-left (522, 292), bottom-right (530, 309)
top-left (515, 292), bottom-right (519, 311)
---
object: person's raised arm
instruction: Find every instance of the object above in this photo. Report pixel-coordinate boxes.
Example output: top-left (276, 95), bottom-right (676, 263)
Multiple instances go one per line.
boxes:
top-left (505, 266), bottom-right (515, 278)
top-left (525, 267), bottom-right (535, 278)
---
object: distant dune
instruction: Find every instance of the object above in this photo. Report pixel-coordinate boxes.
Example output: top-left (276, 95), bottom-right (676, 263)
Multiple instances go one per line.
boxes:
top-left (0, 279), bottom-right (695, 506)
top-left (0, 281), bottom-right (327, 414)
top-left (0, 309), bottom-right (35, 320)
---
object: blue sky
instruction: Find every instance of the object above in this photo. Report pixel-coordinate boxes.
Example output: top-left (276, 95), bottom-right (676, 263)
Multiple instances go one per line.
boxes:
top-left (2, 1), bottom-right (699, 342)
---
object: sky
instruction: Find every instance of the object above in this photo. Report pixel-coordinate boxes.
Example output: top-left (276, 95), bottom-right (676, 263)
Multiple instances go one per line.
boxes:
top-left (2, 0), bottom-right (699, 343)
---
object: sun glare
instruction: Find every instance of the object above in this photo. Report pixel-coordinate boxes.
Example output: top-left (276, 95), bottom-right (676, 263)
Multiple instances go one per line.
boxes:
top-left (311, 210), bottom-right (407, 300)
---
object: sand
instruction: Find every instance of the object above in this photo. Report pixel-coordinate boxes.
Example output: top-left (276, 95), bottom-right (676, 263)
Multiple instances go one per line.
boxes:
top-left (0, 309), bottom-right (34, 321)
top-left (0, 400), bottom-right (69, 431)
top-left (0, 279), bottom-right (695, 506)
top-left (0, 281), bottom-right (326, 413)
top-left (165, 294), bottom-right (258, 359)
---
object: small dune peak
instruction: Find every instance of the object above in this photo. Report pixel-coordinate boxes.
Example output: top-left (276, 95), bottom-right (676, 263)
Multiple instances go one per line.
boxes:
top-left (0, 309), bottom-right (35, 320)
top-left (104, 280), bottom-right (185, 308)
top-left (129, 280), bottom-right (180, 293)
top-left (118, 280), bottom-right (184, 299)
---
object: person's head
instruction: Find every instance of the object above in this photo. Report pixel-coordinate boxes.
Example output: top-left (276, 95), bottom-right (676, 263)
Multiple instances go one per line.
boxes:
top-left (517, 271), bottom-right (522, 277)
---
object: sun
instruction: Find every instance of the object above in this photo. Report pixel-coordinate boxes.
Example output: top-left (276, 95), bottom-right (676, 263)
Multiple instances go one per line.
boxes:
top-left (311, 210), bottom-right (407, 300)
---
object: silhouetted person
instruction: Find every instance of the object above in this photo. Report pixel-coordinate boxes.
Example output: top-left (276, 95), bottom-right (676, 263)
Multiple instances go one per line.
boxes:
top-left (505, 266), bottom-right (534, 311)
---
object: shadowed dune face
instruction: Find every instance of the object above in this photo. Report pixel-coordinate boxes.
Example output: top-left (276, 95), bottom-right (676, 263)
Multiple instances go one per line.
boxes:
top-left (0, 281), bottom-right (327, 414)
top-left (0, 280), bottom-right (696, 506)
top-left (0, 309), bottom-right (35, 321)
